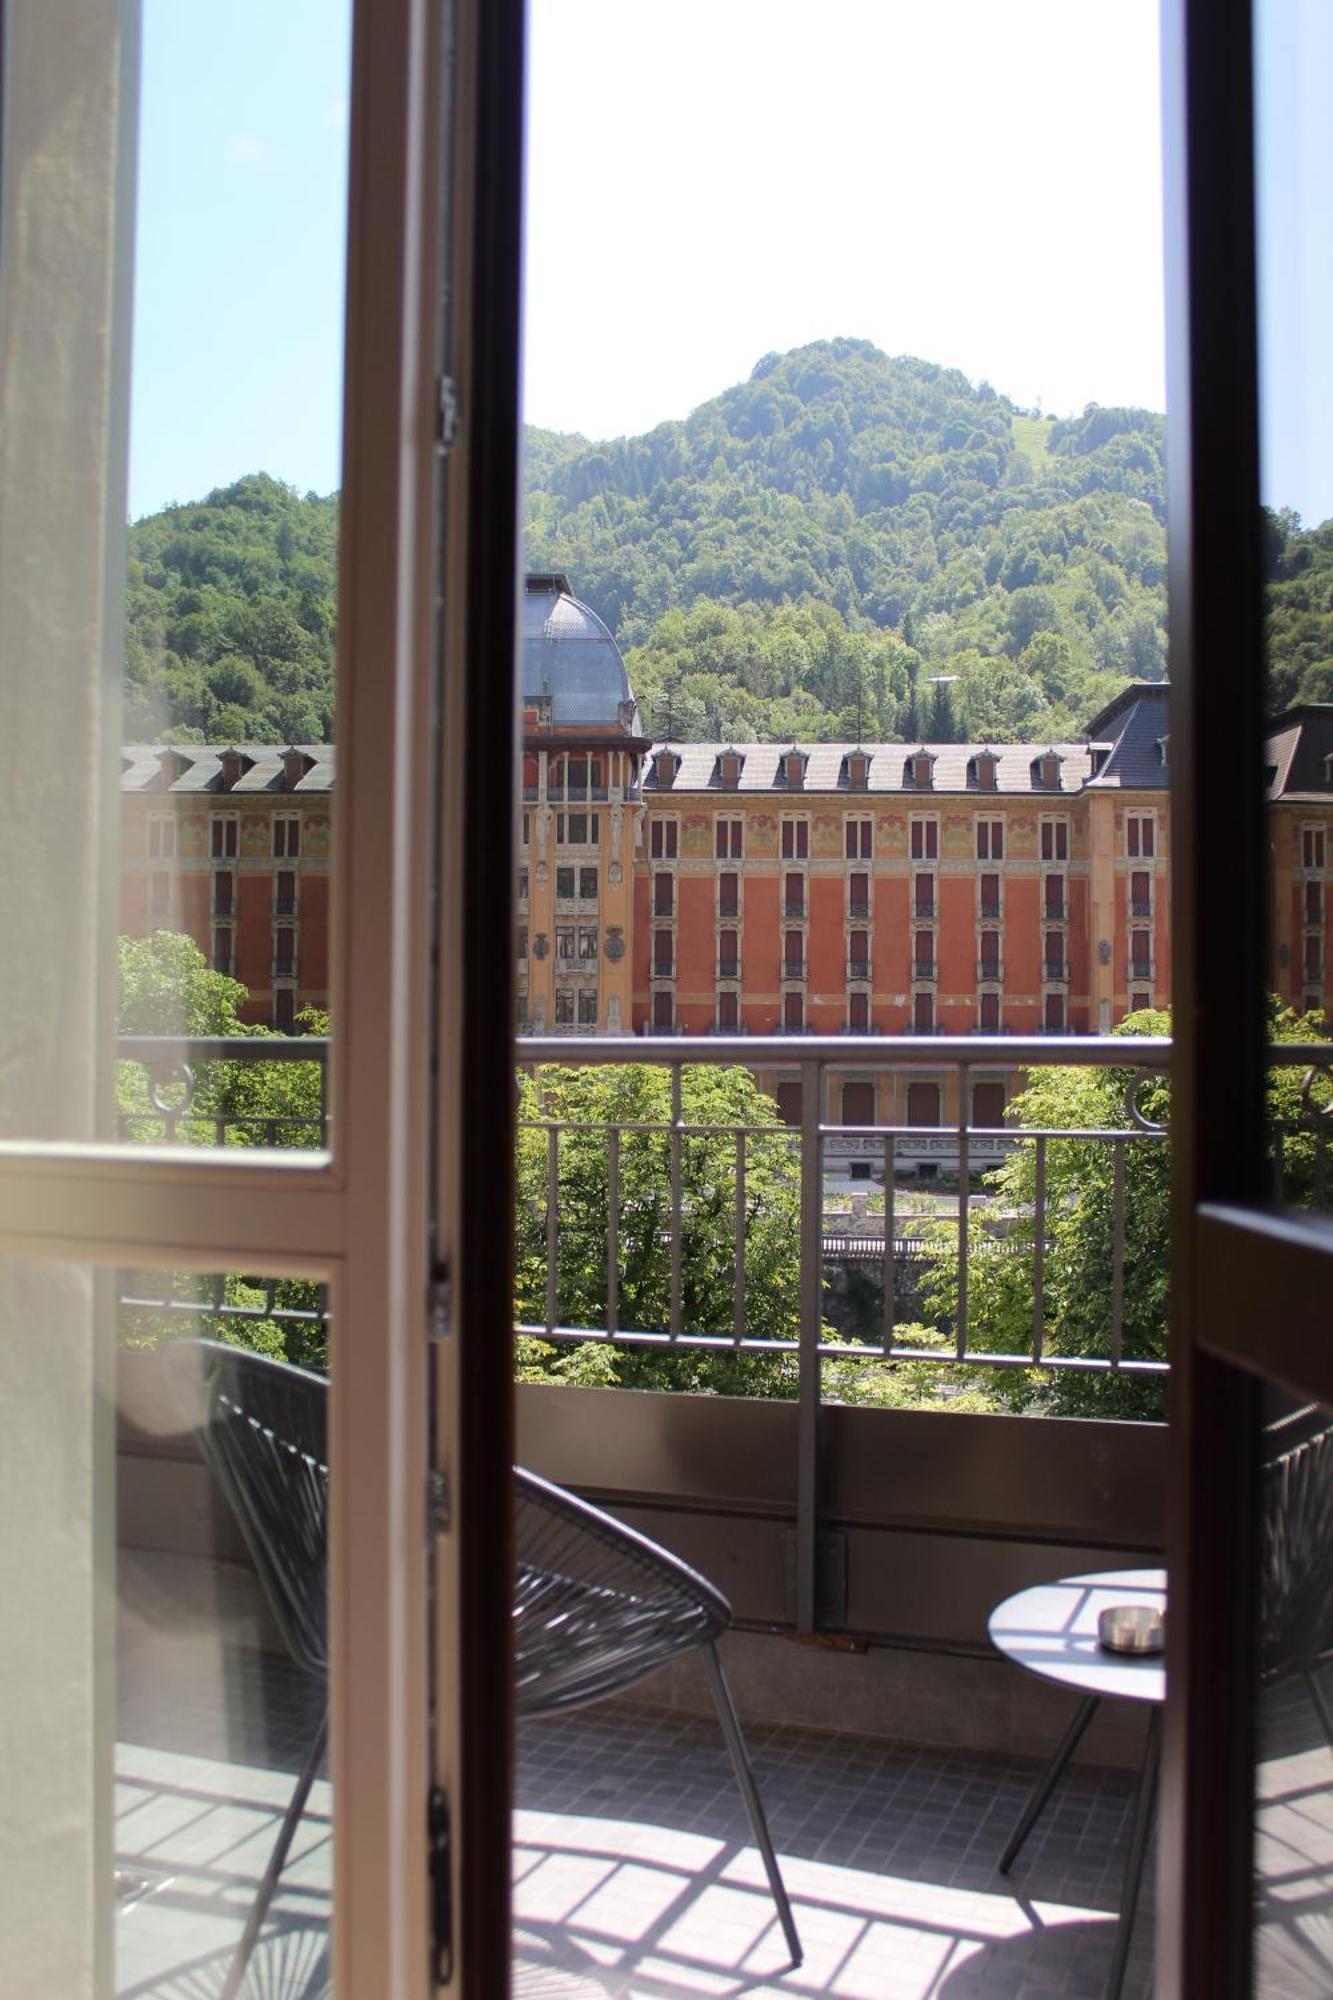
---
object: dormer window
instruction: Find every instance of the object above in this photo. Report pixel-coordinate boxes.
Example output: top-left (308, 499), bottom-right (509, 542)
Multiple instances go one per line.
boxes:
top-left (654, 748), bottom-right (679, 790)
top-left (717, 748), bottom-right (744, 789)
top-left (282, 746), bottom-right (315, 790)
top-left (156, 748), bottom-right (193, 789)
top-left (845, 750), bottom-right (870, 791)
top-left (1158, 736), bottom-right (1170, 770)
top-left (907, 750), bottom-right (935, 791)
top-left (218, 747), bottom-right (253, 791)
top-left (970, 749), bottom-right (999, 792)
top-left (1033, 751), bottom-right (1063, 792)
top-left (783, 747), bottom-right (807, 792)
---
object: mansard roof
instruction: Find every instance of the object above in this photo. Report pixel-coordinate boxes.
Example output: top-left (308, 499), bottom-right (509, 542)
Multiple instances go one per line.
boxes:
top-left (642, 740), bottom-right (1098, 794)
top-left (120, 745), bottom-right (335, 793)
top-left (1266, 705), bottom-right (1333, 801)
top-left (1083, 683), bottom-right (1170, 790)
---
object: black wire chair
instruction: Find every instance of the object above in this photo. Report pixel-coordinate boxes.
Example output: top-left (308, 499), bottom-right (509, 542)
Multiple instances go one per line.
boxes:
top-left (171, 1340), bottom-right (329, 2000)
top-left (176, 1343), bottom-right (802, 1986)
top-left (1259, 1403), bottom-right (1333, 1736)
top-left (515, 1468), bottom-right (802, 1968)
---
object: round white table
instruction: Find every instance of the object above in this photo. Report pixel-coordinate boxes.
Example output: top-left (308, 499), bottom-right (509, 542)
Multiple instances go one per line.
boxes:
top-left (989, 1567), bottom-right (1165, 2000)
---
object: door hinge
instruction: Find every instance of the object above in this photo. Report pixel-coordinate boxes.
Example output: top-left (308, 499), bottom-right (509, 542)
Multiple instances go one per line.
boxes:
top-left (429, 1783), bottom-right (452, 1986)
top-left (436, 374), bottom-right (460, 450)
top-left (428, 1466), bottom-right (450, 1538)
top-left (429, 1259), bottom-right (452, 1339)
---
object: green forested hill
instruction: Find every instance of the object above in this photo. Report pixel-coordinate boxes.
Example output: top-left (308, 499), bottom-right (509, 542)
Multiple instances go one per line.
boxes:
top-left (123, 339), bottom-right (1333, 745)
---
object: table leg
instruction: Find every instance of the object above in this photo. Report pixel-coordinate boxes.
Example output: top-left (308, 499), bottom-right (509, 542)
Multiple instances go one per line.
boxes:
top-left (999, 1692), bottom-right (1100, 1874)
top-left (1104, 1706), bottom-right (1161, 2000)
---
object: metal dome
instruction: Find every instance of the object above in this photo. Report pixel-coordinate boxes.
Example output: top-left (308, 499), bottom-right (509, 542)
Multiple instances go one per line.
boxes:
top-left (522, 574), bottom-right (641, 733)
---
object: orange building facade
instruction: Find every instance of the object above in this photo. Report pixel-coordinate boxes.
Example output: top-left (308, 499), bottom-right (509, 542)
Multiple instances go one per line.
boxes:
top-left (117, 584), bottom-right (1333, 1094)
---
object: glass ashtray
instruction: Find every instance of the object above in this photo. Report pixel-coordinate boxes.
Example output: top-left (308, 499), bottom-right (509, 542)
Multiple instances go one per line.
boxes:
top-left (1097, 1604), bottom-right (1165, 1655)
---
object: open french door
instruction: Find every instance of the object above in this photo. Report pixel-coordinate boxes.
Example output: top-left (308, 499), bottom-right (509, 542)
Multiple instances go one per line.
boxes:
top-left (1163, 0), bottom-right (1333, 1993)
top-left (0, 1), bottom-right (519, 1994)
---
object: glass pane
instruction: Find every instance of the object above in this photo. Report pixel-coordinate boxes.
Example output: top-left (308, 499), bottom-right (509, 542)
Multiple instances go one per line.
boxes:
top-left (0, 2), bottom-right (349, 1149)
top-left (1256, 0), bottom-right (1333, 1211)
top-left (0, 1258), bottom-right (333, 1993)
top-left (1252, 1393), bottom-right (1333, 1994)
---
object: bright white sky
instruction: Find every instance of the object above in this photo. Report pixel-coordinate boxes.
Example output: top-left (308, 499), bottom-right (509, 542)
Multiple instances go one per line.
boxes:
top-left (126, 0), bottom-right (1332, 527)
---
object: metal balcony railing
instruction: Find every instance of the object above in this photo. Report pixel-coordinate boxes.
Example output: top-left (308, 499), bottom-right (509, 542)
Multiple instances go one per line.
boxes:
top-left (847, 961), bottom-right (871, 983)
top-left (847, 901), bottom-right (871, 922)
top-left (1130, 961), bottom-right (1155, 983)
top-left (1131, 900), bottom-right (1153, 919)
top-left (979, 900), bottom-right (1001, 921)
top-left (978, 960), bottom-right (1003, 982)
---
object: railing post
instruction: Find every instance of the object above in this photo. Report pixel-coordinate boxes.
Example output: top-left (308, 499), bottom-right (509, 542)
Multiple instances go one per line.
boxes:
top-left (796, 1058), bottom-right (823, 1632)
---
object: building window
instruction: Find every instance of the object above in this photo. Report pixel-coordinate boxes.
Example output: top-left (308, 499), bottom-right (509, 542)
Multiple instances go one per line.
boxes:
top-left (274, 987), bottom-right (296, 1031)
top-left (1044, 874), bottom-right (1066, 920)
top-left (211, 815), bottom-right (239, 859)
top-left (579, 866), bottom-right (598, 899)
top-left (909, 817), bottom-right (939, 860)
top-left (653, 872), bottom-right (673, 916)
top-left (522, 754), bottom-right (539, 800)
top-left (781, 817), bottom-right (809, 859)
top-left (148, 816), bottom-right (177, 859)
top-left (842, 1080), bottom-right (875, 1127)
top-left (847, 871), bottom-right (870, 920)
top-left (1045, 992), bottom-right (1066, 1033)
top-left (1127, 814), bottom-right (1155, 858)
top-left (775, 1081), bottom-right (802, 1126)
top-left (914, 931), bottom-right (934, 976)
top-left (979, 990), bottom-right (1000, 1032)
top-left (784, 872), bottom-right (804, 918)
top-left (516, 925), bottom-right (527, 961)
top-left (979, 931), bottom-right (1000, 978)
top-left (653, 930), bottom-right (673, 975)
top-left (1131, 930), bottom-right (1152, 978)
top-left (1305, 934), bottom-right (1322, 975)
top-left (518, 867), bottom-right (529, 903)
top-left (976, 819), bottom-right (1003, 861)
top-left (559, 810), bottom-right (595, 846)
top-left (1305, 992), bottom-right (1324, 1017)
top-left (213, 869), bottom-right (234, 917)
top-left (556, 865), bottom-right (575, 900)
top-left (717, 989), bottom-right (739, 1030)
top-left (212, 926), bottom-right (233, 975)
top-left (521, 810), bottom-right (530, 846)
top-left (149, 870), bottom-right (171, 918)
top-left (846, 752), bottom-right (870, 790)
top-left (718, 871), bottom-right (739, 918)
top-left (715, 817), bottom-right (743, 859)
top-left (845, 817), bottom-right (872, 860)
top-left (911, 752), bottom-right (934, 791)
top-left (849, 991), bottom-right (870, 1031)
top-left (577, 989), bottom-right (598, 1027)
top-left (907, 1078), bottom-right (939, 1123)
top-left (914, 873), bottom-right (935, 920)
top-left (275, 929), bottom-right (295, 974)
top-left (1131, 870), bottom-right (1152, 919)
top-left (276, 869), bottom-right (298, 916)
top-left (651, 818), bottom-right (678, 859)
top-left (1303, 826), bottom-right (1327, 870)
top-left (1045, 932), bottom-right (1066, 978)
top-left (848, 930), bottom-right (870, 979)
top-left (783, 991), bottom-right (804, 1032)
top-left (718, 929), bottom-right (739, 977)
top-left (1131, 991), bottom-right (1153, 1013)
top-left (555, 990), bottom-right (575, 1026)
top-left (1307, 880), bottom-right (1324, 924)
top-left (784, 750), bottom-right (806, 791)
top-left (784, 931), bottom-right (804, 978)
top-left (979, 872), bottom-right (1001, 920)
top-left (1040, 818), bottom-right (1069, 862)
top-left (577, 926), bottom-right (598, 960)
top-left (973, 1081), bottom-right (1006, 1127)
top-left (273, 814), bottom-right (300, 859)
top-left (719, 752), bottom-right (743, 789)
top-left (652, 989), bottom-right (674, 1030)
top-left (556, 927), bottom-right (575, 961)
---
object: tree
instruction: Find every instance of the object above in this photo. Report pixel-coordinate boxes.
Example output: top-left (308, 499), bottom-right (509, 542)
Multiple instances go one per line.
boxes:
top-left (919, 1003), bottom-right (1331, 1420)
top-left (116, 933), bottom-right (327, 1364)
top-left (515, 1063), bottom-right (804, 1395)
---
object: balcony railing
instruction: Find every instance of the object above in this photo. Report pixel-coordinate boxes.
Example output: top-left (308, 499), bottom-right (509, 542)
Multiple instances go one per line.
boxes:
top-left (1044, 962), bottom-right (1069, 983)
top-left (979, 900), bottom-right (1001, 920)
top-left (977, 959), bottom-right (1003, 981)
top-left (1131, 899), bottom-right (1153, 919)
top-left (847, 960), bottom-right (871, 982)
top-left (847, 900), bottom-right (871, 922)
top-left (1130, 961), bottom-right (1155, 983)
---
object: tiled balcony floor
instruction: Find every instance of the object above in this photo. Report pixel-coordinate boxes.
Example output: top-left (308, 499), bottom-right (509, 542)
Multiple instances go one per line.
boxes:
top-left (115, 1644), bottom-right (1159, 1999)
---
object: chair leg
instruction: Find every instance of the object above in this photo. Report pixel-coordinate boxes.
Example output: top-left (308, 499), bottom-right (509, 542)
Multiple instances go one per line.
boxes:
top-left (701, 1641), bottom-right (803, 1971)
top-left (220, 1710), bottom-right (329, 2000)
top-left (999, 1692), bottom-right (1099, 1874)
